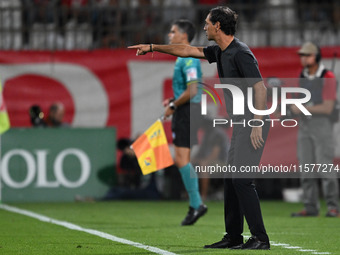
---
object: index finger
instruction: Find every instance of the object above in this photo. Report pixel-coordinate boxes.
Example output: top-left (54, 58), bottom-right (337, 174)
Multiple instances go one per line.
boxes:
top-left (128, 45), bottom-right (141, 49)
top-left (251, 136), bottom-right (258, 150)
top-left (259, 135), bottom-right (264, 143)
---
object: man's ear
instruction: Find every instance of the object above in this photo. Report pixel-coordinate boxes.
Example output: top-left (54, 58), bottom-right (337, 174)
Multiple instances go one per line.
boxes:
top-left (215, 21), bottom-right (221, 31)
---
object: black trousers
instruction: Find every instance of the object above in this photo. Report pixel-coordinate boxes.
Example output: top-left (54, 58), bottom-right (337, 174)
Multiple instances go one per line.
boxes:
top-left (224, 121), bottom-right (270, 243)
top-left (172, 103), bottom-right (200, 148)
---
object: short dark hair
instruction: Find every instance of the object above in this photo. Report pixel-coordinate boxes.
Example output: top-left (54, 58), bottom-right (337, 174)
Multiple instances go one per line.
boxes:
top-left (209, 6), bottom-right (238, 35)
top-left (172, 19), bottom-right (196, 43)
top-left (49, 103), bottom-right (59, 113)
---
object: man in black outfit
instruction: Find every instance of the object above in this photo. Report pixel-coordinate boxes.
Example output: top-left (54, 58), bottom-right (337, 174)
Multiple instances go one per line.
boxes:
top-left (129, 6), bottom-right (270, 250)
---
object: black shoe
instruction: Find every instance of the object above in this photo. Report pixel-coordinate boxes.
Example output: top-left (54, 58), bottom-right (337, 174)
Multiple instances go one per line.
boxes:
top-left (238, 236), bottom-right (270, 250)
top-left (204, 234), bottom-right (243, 249)
top-left (181, 204), bottom-right (207, 226)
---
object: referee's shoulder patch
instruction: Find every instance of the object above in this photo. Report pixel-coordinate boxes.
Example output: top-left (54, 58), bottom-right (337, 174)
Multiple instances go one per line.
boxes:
top-left (185, 59), bottom-right (193, 67)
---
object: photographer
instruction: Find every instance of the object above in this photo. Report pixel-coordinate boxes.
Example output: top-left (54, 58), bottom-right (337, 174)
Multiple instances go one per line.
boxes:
top-left (46, 102), bottom-right (69, 127)
top-left (291, 42), bottom-right (340, 218)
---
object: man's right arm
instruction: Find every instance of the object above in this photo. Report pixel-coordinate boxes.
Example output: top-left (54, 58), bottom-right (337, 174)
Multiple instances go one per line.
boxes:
top-left (128, 44), bottom-right (206, 59)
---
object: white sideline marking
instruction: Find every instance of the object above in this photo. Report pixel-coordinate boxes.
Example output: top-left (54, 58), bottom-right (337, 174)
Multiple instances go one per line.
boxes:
top-left (270, 243), bottom-right (289, 246)
top-left (242, 234), bottom-right (331, 254)
top-left (271, 241), bottom-right (330, 254)
top-left (0, 204), bottom-right (178, 255)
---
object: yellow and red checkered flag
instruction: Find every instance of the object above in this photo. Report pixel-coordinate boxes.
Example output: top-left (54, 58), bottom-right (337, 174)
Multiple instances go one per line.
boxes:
top-left (132, 119), bottom-right (174, 175)
top-left (0, 81), bottom-right (10, 135)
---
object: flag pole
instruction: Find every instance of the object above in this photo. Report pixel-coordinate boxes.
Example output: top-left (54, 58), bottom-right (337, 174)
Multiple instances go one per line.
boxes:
top-left (0, 135), bottom-right (2, 203)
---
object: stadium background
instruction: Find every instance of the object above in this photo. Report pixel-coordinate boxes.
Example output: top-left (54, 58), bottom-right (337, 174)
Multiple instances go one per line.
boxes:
top-left (0, 0), bottom-right (340, 202)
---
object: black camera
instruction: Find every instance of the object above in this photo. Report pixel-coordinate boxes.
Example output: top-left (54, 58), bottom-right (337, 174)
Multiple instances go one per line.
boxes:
top-left (29, 105), bottom-right (46, 127)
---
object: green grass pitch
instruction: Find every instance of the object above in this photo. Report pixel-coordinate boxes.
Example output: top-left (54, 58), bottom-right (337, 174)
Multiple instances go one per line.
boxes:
top-left (0, 200), bottom-right (339, 255)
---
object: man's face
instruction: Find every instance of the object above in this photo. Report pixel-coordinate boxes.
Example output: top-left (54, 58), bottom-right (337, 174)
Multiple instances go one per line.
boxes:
top-left (55, 108), bottom-right (64, 122)
top-left (299, 54), bottom-right (317, 68)
top-left (204, 14), bottom-right (215, 41)
top-left (50, 106), bottom-right (64, 125)
top-left (168, 25), bottom-right (186, 44)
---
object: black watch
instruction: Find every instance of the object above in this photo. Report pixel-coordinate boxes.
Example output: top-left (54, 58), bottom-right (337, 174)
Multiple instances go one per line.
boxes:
top-left (169, 101), bottom-right (177, 111)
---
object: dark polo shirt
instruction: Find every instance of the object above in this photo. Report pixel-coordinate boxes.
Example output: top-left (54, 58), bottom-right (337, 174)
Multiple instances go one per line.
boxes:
top-left (203, 38), bottom-right (263, 120)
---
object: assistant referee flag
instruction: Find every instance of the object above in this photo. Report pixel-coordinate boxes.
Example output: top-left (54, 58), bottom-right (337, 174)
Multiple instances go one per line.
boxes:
top-left (0, 81), bottom-right (10, 134)
top-left (132, 120), bottom-right (173, 175)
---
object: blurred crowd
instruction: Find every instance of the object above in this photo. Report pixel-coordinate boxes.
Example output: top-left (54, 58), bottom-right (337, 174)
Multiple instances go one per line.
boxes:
top-left (0, 0), bottom-right (340, 49)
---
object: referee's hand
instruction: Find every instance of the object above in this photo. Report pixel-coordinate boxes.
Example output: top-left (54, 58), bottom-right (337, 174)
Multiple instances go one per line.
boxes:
top-left (164, 105), bottom-right (174, 120)
top-left (250, 126), bottom-right (264, 150)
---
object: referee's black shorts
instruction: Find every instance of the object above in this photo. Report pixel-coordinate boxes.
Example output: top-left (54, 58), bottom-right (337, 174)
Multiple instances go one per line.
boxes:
top-left (172, 103), bottom-right (200, 148)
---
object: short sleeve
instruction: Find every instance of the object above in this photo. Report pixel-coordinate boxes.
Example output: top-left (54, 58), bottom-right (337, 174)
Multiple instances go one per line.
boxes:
top-left (234, 50), bottom-right (262, 85)
top-left (183, 59), bottom-right (199, 85)
top-left (322, 70), bottom-right (337, 101)
top-left (203, 45), bottom-right (218, 63)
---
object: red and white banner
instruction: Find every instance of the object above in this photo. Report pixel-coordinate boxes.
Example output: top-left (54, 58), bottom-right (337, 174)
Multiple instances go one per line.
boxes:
top-left (0, 47), bottom-right (340, 165)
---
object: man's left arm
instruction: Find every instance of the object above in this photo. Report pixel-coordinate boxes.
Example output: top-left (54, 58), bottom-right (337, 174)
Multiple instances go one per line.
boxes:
top-left (234, 51), bottom-right (267, 149)
top-left (251, 81), bottom-right (267, 150)
top-left (305, 100), bottom-right (335, 114)
top-left (291, 99), bottom-right (334, 115)
top-left (291, 72), bottom-right (337, 115)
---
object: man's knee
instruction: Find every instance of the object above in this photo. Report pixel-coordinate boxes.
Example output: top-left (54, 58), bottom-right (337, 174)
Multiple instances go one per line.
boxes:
top-left (175, 147), bottom-right (190, 167)
top-left (175, 157), bottom-right (187, 167)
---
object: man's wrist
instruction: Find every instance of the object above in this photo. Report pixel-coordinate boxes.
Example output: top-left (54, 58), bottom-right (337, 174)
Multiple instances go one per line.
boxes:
top-left (250, 119), bottom-right (264, 127)
top-left (169, 101), bottom-right (177, 111)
